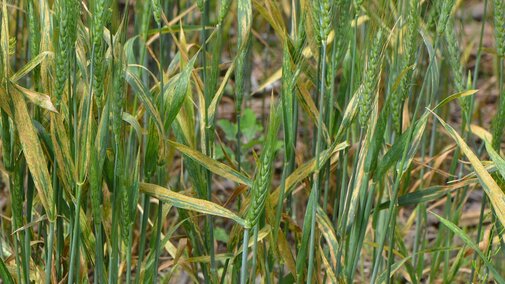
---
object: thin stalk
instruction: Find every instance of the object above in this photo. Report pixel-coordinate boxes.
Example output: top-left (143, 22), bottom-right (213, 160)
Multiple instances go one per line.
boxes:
top-left (240, 228), bottom-right (250, 284)
top-left (23, 173), bottom-right (34, 284)
top-left (126, 227), bottom-right (134, 284)
top-left (45, 222), bottom-right (55, 284)
top-left (250, 224), bottom-right (259, 283)
top-left (201, 0), bottom-right (216, 278)
top-left (153, 198), bottom-right (163, 282)
top-left (307, 40), bottom-right (328, 284)
top-left (152, 21), bottom-right (164, 283)
top-left (67, 184), bottom-right (83, 284)
top-left (135, 196), bottom-right (151, 284)
top-left (108, 184), bottom-right (120, 283)
top-left (45, 159), bottom-right (58, 284)
top-left (94, 223), bottom-right (104, 283)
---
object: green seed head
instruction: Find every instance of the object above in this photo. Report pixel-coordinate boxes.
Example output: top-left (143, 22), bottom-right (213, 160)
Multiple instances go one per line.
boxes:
top-left (197, 0), bottom-right (205, 12)
top-left (28, 0), bottom-right (40, 58)
top-left (312, 0), bottom-right (332, 45)
top-left (436, 0), bottom-right (455, 35)
top-left (359, 29), bottom-right (383, 126)
top-left (445, 20), bottom-right (464, 92)
top-left (151, 0), bottom-right (162, 25)
top-left (494, 0), bottom-right (505, 57)
top-left (245, 106), bottom-right (280, 228)
top-left (219, 0), bottom-right (232, 24)
top-left (112, 59), bottom-right (126, 144)
top-left (392, 0), bottom-right (420, 133)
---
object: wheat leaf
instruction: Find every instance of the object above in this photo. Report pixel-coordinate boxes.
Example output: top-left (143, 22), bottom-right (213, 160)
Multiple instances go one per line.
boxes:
top-left (140, 182), bottom-right (246, 226)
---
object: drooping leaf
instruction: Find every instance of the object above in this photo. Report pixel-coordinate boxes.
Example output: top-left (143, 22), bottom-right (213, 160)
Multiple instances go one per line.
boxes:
top-left (12, 83), bottom-right (57, 112)
top-left (164, 53), bottom-right (198, 127)
top-left (167, 139), bottom-right (252, 186)
top-left (431, 111), bottom-right (505, 229)
top-left (431, 212), bottom-right (505, 284)
top-left (10, 51), bottom-right (51, 82)
top-left (139, 182), bottom-right (246, 226)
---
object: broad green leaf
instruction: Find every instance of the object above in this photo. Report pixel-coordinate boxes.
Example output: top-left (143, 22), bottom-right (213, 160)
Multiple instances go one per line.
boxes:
top-left (139, 182), bottom-right (246, 226)
top-left (217, 119), bottom-right (237, 141)
top-left (242, 109), bottom-right (263, 141)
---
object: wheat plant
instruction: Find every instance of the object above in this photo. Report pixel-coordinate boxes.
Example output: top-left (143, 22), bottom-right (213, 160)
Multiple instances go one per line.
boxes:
top-left (1, 0), bottom-right (505, 283)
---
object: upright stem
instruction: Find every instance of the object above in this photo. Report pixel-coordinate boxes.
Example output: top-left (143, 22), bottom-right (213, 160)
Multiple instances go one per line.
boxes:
top-left (45, 222), bottom-right (55, 284)
top-left (153, 21), bottom-right (164, 283)
top-left (201, 0), bottom-right (216, 277)
top-left (307, 40), bottom-right (327, 284)
top-left (240, 228), bottom-right (250, 284)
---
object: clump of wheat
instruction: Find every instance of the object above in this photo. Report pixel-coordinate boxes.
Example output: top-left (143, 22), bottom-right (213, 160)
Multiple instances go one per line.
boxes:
top-left (359, 29), bottom-right (383, 126)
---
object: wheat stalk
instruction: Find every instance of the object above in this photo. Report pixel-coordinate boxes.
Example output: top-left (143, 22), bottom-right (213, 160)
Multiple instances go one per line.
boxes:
top-left (241, 104), bottom-right (280, 283)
